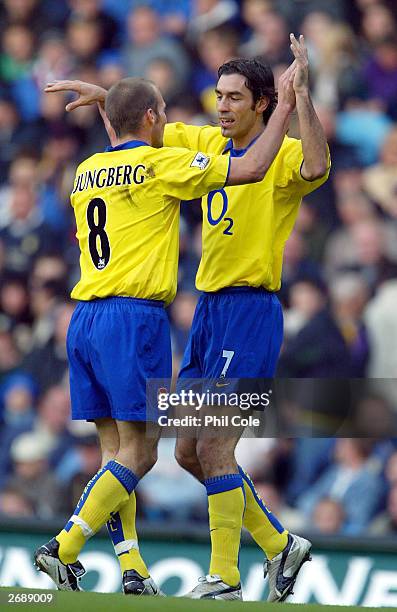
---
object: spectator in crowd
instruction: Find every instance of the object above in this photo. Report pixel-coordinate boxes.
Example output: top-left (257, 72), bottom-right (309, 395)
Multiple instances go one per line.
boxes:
top-left (324, 191), bottom-right (378, 280)
top-left (351, 394), bottom-right (397, 438)
top-left (0, 273), bottom-right (32, 343)
top-left (0, 374), bottom-right (37, 486)
top-left (241, 0), bottom-right (273, 33)
top-left (385, 451), bottom-right (397, 486)
top-left (28, 257), bottom-right (69, 351)
top-left (371, 486), bottom-right (397, 535)
top-left (193, 25), bottom-right (239, 115)
top-left (365, 281), bottom-right (397, 377)
top-left (137, 439), bottom-right (206, 521)
top-left (35, 385), bottom-right (73, 466)
top-left (280, 230), bottom-right (322, 303)
top-left (67, 0), bottom-right (119, 51)
top-left (0, 24), bottom-right (35, 84)
top-left (123, 5), bottom-right (190, 87)
top-left (363, 125), bottom-right (397, 215)
top-left (66, 17), bottom-right (105, 66)
top-left (240, 10), bottom-right (291, 65)
top-left (0, 330), bottom-right (21, 387)
top-left (349, 219), bottom-right (397, 290)
top-left (301, 10), bottom-right (335, 73)
top-left (0, 95), bottom-right (40, 184)
top-left (360, 3), bottom-right (397, 49)
top-left (56, 421), bottom-right (101, 514)
top-left (278, 278), bottom-right (350, 377)
top-left (294, 201), bottom-right (329, 264)
top-left (329, 273), bottom-right (370, 376)
top-left (0, 485), bottom-right (34, 518)
top-left (144, 58), bottom-right (184, 104)
top-left (310, 22), bottom-right (363, 111)
top-left (297, 439), bottom-right (385, 534)
top-left (0, 182), bottom-right (61, 275)
top-left (312, 498), bottom-right (345, 534)
top-left (32, 31), bottom-right (73, 92)
top-left (362, 35), bottom-right (397, 115)
top-left (0, 0), bottom-right (67, 38)
top-left (370, 446), bottom-right (397, 535)
top-left (7, 430), bottom-right (64, 518)
top-left (187, 0), bottom-right (240, 40)
top-left (21, 302), bottom-right (74, 392)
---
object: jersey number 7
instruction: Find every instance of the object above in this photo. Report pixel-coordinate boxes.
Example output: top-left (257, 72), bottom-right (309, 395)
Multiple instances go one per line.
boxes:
top-left (220, 349), bottom-right (235, 377)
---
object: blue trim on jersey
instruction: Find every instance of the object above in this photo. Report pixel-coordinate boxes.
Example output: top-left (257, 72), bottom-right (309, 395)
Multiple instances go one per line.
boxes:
top-left (204, 473), bottom-right (243, 495)
top-left (106, 460), bottom-right (139, 494)
top-left (238, 466), bottom-right (285, 534)
top-left (223, 155), bottom-right (231, 187)
top-left (107, 511), bottom-right (126, 549)
top-left (105, 139), bottom-right (149, 152)
top-left (223, 132), bottom-right (262, 157)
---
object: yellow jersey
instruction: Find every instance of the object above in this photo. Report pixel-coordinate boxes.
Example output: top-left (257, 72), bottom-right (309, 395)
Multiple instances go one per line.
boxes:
top-left (70, 140), bottom-right (229, 304)
top-left (164, 123), bottom-right (330, 292)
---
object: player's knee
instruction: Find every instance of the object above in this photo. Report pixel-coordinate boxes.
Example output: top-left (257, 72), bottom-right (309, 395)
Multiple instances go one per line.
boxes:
top-left (115, 445), bottom-right (157, 477)
top-left (196, 439), bottom-right (216, 472)
top-left (196, 438), bottom-right (235, 476)
top-left (101, 442), bottom-right (119, 463)
top-left (137, 449), bottom-right (157, 476)
top-left (175, 444), bottom-right (199, 474)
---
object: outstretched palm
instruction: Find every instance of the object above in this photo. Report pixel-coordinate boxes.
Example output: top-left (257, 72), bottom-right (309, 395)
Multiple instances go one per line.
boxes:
top-left (290, 34), bottom-right (309, 94)
top-left (44, 80), bottom-right (106, 112)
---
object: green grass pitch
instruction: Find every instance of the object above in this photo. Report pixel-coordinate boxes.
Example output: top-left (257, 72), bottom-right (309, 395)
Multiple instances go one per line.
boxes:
top-left (0, 588), bottom-right (388, 612)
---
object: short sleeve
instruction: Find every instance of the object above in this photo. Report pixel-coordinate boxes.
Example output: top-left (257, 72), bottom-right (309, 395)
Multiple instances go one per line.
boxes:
top-left (153, 147), bottom-right (230, 200)
top-left (164, 123), bottom-right (202, 149)
top-left (164, 123), bottom-right (225, 152)
top-left (278, 137), bottom-right (331, 196)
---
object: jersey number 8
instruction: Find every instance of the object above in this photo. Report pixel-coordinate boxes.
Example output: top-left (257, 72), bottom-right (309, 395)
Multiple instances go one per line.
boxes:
top-left (87, 198), bottom-right (111, 270)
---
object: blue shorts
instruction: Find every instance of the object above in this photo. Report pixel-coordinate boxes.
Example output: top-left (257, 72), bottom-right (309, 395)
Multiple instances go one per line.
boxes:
top-left (179, 287), bottom-right (283, 380)
top-left (67, 297), bottom-right (171, 422)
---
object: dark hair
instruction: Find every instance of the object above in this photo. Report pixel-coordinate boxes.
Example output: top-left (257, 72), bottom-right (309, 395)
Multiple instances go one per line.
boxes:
top-left (217, 58), bottom-right (277, 125)
top-left (105, 77), bottom-right (159, 138)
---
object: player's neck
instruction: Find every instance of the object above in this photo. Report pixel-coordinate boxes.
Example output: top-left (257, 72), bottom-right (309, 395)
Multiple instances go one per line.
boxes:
top-left (115, 131), bottom-right (151, 147)
top-left (232, 125), bottom-right (265, 151)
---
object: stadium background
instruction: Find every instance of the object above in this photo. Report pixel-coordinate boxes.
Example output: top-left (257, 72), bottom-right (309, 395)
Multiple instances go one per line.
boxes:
top-left (0, 0), bottom-right (397, 605)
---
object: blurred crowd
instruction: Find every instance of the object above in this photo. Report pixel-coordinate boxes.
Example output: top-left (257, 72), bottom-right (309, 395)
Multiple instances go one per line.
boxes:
top-left (1, 0), bottom-right (397, 537)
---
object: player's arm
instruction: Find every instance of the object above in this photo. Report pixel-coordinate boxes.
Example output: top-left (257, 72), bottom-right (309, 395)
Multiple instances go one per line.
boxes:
top-left (290, 33), bottom-right (328, 180)
top-left (44, 80), bottom-right (118, 144)
top-left (226, 62), bottom-right (296, 186)
top-left (44, 80), bottom-right (204, 150)
top-left (45, 79), bottom-right (107, 110)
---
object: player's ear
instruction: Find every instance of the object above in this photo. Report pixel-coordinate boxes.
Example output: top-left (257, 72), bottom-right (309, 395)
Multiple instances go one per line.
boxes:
top-left (147, 108), bottom-right (157, 126)
top-left (256, 96), bottom-right (270, 114)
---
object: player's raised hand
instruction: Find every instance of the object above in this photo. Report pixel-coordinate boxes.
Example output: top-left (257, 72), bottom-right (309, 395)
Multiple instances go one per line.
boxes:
top-left (290, 34), bottom-right (309, 94)
top-left (44, 80), bottom-right (107, 112)
top-left (277, 60), bottom-right (297, 111)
